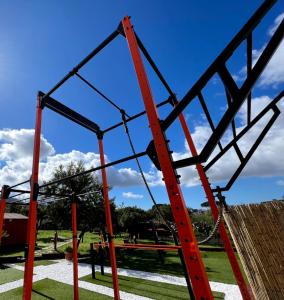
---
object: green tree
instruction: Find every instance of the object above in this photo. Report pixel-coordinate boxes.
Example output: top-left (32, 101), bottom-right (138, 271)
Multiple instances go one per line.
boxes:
top-left (42, 161), bottom-right (116, 240)
top-left (117, 206), bottom-right (149, 237)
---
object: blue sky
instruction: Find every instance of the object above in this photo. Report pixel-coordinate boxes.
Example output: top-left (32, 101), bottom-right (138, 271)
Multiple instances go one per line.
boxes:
top-left (0, 0), bottom-right (283, 209)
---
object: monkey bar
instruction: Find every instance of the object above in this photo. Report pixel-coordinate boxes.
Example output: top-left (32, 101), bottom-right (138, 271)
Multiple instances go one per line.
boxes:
top-left (0, 1), bottom-right (283, 299)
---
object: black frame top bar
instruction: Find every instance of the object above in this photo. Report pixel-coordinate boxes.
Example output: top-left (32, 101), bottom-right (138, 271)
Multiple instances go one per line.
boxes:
top-left (43, 28), bottom-right (120, 99)
top-left (41, 92), bottom-right (101, 134)
top-left (163, 0), bottom-right (276, 130)
top-left (172, 9), bottom-right (284, 169)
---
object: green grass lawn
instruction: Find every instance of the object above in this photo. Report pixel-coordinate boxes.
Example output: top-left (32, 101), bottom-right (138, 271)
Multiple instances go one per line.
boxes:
top-left (112, 248), bottom-right (240, 284)
top-left (0, 265), bottom-right (23, 285)
top-left (81, 273), bottom-right (224, 299)
top-left (1, 230), bottom-right (245, 285)
top-left (0, 279), bottom-right (111, 299)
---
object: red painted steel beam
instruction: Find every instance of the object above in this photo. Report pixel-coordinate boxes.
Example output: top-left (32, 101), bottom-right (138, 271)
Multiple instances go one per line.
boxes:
top-left (97, 243), bottom-right (182, 251)
top-left (71, 196), bottom-right (79, 300)
top-left (98, 137), bottom-right (120, 300)
top-left (178, 112), bottom-right (252, 300)
top-left (122, 16), bottom-right (213, 300)
top-left (23, 94), bottom-right (43, 300)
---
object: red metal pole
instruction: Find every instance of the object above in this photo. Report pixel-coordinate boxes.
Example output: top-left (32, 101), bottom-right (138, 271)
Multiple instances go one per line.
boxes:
top-left (122, 16), bottom-right (213, 300)
top-left (0, 186), bottom-right (8, 243)
top-left (178, 111), bottom-right (251, 300)
top-left (71, 195), bottom-right (79, 300)
top-left (98, 136), bottom-right (120, 300)
top-left (23, 93), bottom-right (43, 300)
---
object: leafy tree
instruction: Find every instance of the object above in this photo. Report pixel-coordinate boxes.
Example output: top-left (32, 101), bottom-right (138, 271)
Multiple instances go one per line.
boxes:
top-left (42, 161), bottom-right (116, 241)
top-left (117, 206), bottom-right (149, 237)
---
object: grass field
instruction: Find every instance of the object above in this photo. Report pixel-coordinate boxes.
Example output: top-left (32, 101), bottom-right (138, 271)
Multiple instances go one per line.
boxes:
top-left (0, 230), bottom-right (244, 285)
top-left (0, 279), bottom-right (111, 299)
top-left (0, 271), bottom-right (225, 299)
top-left (0, 266), bottom-right (23, 285)
top-left (82, 273), bottom-right (225, 299)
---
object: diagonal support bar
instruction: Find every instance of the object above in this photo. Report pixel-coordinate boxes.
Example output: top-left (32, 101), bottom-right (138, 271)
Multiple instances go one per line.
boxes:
top-left (122, 16), bottom-right (213, 299)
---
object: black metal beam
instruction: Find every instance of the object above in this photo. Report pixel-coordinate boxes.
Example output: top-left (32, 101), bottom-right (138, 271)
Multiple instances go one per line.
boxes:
top-left (197, 92), bottom-right (223, 151)
top-left (204, 90), bottom-right (284, 172)
top-left (218, 65), bottom-right (239, 100)
top-left (8, 179), bottom-right (30, 189)
top-left (247, 33), bottom-right (253, 124)
top-left (171, 19), bottom-right (284, 169)
top-left (102, 98), bottom-right (171, 133)
top-left (212, 107), bottom-right (280, 192)
top-left (40, 151), bottom-right (147, 189)
top-left (41, 92), bottom-right (101, 134)
top-left (43, 29), bottom-right (120, 99)
top-left (162, 0), bottom-right (276, 130)
top-left (75, 73), bottom-right (130, 117)
top-left (134, 33), bottom-right (176, 99)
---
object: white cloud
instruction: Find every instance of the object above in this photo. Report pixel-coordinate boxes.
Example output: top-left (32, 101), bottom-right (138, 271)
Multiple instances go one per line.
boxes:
top-left (236, 13), bottom-right (284, 88)
top-left (268, 13), bottom-right (284, 36)
top-left (0, 128), bottom-right (158, 189)
top-left (122, 192), bottom-right (144, 199)
top-left (276, 180), bottom-right (284, 186)
top-left (1, 92), bottom-right (283, 193)
top-left (172, 95), bottom-right (284, 187)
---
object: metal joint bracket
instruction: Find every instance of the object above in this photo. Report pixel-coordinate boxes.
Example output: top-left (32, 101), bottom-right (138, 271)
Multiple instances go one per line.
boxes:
top-left (32, 183), bottom-right (40, 201)
top-left (2, 185), bottom-right (11, 199)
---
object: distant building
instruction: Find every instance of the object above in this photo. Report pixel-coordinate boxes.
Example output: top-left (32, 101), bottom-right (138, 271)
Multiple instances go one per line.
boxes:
top-left (1, 213), bottom-right (28, 247)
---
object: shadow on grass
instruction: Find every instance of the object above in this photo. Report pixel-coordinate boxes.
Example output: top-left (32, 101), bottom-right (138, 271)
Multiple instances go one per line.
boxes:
top-left (36, 237), bottom-right (52, 244)
top-left (32, 289), bottom-right (55, 300)
top-left (0, 264), bottom-right (10, 270)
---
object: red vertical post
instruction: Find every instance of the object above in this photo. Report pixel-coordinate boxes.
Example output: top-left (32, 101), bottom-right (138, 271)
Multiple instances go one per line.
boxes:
top-left (122, 16), bottom-right (213, 299)
top-left (23, 92), bottom-right (43, 300)
top-left (98, 135), bottom-right (120, 300)
top-left (0, 186), bottom-right (8, 243)
top-left (71, 195), bottom-right (79, 300)
top-left (178, 111), bottom-right (251, 300)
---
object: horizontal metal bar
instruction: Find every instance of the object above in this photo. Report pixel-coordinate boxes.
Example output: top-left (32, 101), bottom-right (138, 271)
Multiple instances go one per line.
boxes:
top-left (43, 29), bottom-right (120, 99)
top-left (95, 242), bottom-right (181, 251)
top-left (9, 189), bottom-right (68, 198)
top-left (102, 98), bottom-right (170, 133)
top-left (41, 93), bottom-right (101, 134)
top-left (8, 179), bottom-right (30, 189)
top-left (40, 151), bottom-right (147, 189)
top-left (162, 0), bottom-right (276, 130)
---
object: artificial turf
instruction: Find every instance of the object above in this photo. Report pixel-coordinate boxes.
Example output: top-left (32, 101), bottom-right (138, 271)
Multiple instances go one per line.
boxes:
top-left (81, 273), bottom-right (225, 300)
top-left (0, 265), bottom-right (23, 285)
top-left (0, 279), bottom-right (111, 299)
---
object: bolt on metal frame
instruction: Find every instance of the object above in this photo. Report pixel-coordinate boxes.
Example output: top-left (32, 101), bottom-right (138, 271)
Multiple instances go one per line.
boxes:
top-left (0, 1), bottom-right (282, 299)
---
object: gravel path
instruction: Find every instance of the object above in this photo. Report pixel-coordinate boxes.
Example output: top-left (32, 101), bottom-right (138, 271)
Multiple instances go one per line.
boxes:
top-left (1, 260), bottom-right (241, 299)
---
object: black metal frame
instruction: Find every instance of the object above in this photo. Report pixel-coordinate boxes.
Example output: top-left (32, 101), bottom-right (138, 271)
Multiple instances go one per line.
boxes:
top-left (166, 2), bottom-right (284, 169)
